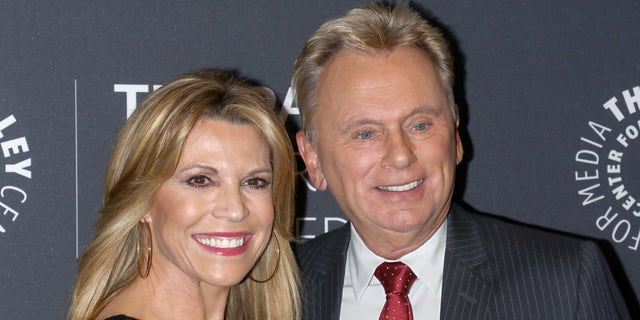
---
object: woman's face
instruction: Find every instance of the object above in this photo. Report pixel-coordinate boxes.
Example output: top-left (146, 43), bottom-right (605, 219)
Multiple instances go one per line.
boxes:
top-left (144, 118), bottom-right (274, 288)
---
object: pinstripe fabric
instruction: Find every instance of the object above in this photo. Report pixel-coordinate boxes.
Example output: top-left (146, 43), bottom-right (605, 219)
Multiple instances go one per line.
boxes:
top-left (295, 224), bottom-right (350, 320)
top-left (296, 204), bottom-right (631, 320)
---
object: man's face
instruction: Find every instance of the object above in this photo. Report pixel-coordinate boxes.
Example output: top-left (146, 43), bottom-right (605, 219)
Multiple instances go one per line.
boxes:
top-left (297, 46), bottom-right (463, 259)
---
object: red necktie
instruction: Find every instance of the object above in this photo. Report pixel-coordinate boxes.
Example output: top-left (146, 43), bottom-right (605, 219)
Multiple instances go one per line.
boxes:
top-left (374, 262), bottom-right (417, 320)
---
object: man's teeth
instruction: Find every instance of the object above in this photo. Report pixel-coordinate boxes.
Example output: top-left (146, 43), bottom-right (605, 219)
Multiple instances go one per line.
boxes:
top-left (377, 180), bottom-right (422, 192)
top-left (195, 236), bottom-right (245, 248)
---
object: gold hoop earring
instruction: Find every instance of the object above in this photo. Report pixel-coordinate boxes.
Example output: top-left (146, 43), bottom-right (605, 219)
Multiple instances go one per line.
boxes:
top-left (249, 234), bottom-right (281, 283)
top-left (137, 221), bottom-right (152, 278)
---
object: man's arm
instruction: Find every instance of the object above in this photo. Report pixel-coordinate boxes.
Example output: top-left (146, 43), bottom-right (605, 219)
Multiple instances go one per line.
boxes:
top-left (575, 241), bottom-right (631, 320)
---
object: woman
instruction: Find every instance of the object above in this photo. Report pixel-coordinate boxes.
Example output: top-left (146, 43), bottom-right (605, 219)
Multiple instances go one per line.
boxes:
top-left (68, 70), bottom-right (300, 319)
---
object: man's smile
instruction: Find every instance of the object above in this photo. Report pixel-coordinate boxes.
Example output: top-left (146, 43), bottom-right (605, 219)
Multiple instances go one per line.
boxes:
top-left (376, 179), bottom-right (423, 192)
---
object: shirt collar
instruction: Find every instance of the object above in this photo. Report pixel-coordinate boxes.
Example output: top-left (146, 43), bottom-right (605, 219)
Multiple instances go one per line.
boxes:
top-left (347, 219), bottom-right (447, 300)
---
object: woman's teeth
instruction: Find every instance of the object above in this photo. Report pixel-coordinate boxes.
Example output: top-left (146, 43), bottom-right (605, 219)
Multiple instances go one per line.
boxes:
top-left (195, 236), bottom-right (245, 248)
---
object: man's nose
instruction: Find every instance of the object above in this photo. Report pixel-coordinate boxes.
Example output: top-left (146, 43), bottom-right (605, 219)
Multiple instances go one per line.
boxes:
top-left (381, 130), bottom-right (417, 169)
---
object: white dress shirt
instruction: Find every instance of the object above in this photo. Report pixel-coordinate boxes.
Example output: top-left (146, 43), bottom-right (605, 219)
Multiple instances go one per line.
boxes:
top-left (340, 221), bottom-right (447, 320)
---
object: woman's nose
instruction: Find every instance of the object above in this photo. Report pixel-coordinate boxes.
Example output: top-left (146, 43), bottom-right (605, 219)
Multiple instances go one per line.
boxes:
top-left (212, 187), bottom-right (249, 222)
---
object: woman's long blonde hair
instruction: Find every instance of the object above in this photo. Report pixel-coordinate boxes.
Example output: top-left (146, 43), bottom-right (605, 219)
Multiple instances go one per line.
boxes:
top-left (68, 69), bottom-right (300, 320)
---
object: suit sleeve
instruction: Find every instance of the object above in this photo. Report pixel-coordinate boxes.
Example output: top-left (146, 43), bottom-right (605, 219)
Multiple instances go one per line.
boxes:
top-left (575, 241), bottom-right (631, 320)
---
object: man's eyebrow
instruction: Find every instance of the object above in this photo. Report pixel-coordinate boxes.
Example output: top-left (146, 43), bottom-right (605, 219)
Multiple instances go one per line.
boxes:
top-left (349, 117), bottom-right (380, 127)
top-left (336, 104), bottom-right (447, 134)
top-left (335, 117), bottom-right (377, 136)
top-left (411, 105), bottom-right (445, 117)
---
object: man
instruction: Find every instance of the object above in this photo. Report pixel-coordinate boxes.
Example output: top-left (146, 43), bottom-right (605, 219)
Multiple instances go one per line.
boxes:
top-left (292, 3), bottom-right (630, 320)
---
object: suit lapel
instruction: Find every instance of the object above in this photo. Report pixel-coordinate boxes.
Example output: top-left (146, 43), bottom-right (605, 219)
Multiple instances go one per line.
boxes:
top-left (306, 224), bottom-right (350, 320)
top-left (440, 205), bottom-right (493, 319)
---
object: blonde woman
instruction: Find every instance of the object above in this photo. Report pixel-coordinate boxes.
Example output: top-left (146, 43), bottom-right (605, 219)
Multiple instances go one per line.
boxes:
top-left (68, 70), bottom-right (300, 320)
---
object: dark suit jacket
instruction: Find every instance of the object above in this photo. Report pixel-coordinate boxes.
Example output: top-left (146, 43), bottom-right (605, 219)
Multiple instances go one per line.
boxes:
top-left (295, 204), bottom-right (631, 319)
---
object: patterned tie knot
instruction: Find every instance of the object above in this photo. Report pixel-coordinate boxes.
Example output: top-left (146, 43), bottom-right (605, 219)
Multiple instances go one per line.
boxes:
top-left (375, 261), bottom-right (417, 295)
top-left (374, 262), bottom-right (417, 320)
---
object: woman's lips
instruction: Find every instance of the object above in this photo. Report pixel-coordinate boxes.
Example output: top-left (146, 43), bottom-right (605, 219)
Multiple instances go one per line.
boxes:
top-left (192, 233), bottom-right (253, 256)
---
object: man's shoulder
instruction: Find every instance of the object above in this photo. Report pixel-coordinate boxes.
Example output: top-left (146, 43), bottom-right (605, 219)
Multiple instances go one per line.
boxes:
top-left (447, 204), bottom-right (631, 319)
top-left (450, 204), bottom-right (597, 265)
top-left (294, 223), bottom-right (350, 269)
top-left (296, 223), bottom-right (351, 255)
top-left (454, 204), bottom-right (586, 244)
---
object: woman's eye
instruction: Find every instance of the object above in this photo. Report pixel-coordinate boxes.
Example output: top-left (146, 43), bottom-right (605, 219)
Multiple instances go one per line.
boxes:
top-left (187, 175), bottom-right (210, 188)
top-left (243, 177), bottom-right (271, 189)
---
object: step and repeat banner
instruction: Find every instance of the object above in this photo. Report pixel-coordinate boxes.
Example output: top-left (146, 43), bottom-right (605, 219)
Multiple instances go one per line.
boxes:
top-left (1, 1), bottom-right (639, 318)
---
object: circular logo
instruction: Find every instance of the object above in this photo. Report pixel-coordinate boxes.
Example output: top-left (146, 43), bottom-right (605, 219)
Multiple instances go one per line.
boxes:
top-left (573, 85), bottom-right (640, 251)
top-left (0, 114), bottom-right (31, 235)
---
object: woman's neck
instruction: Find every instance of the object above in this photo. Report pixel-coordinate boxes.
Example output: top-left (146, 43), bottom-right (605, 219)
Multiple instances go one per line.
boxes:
top-left (98, 269), bottom-right (230, 320)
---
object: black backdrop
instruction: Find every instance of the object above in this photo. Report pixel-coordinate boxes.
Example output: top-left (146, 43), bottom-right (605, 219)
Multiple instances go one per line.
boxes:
top-left (1, 1), bottom-right (638, 318)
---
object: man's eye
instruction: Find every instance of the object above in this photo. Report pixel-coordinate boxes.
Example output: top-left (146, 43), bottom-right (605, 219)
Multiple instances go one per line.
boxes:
top-left (414, 123), bottom-right (428, 131)
top-left (358, 131), bottom-right (374, 140)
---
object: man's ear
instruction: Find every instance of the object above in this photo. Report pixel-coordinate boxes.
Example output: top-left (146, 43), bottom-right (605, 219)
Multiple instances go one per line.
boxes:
top-left (296, 131), bottom-right (328, 191)
top-left (454, 118), bottom-right (464, 165)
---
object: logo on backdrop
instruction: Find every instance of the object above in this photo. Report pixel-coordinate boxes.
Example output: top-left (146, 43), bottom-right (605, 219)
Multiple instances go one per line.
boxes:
top-left (0, 114), bottom-right (31, 235)
top-left (114, 84), bottom-right (162, 118)
top-left (574, 85), bottom-right (640, 252)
